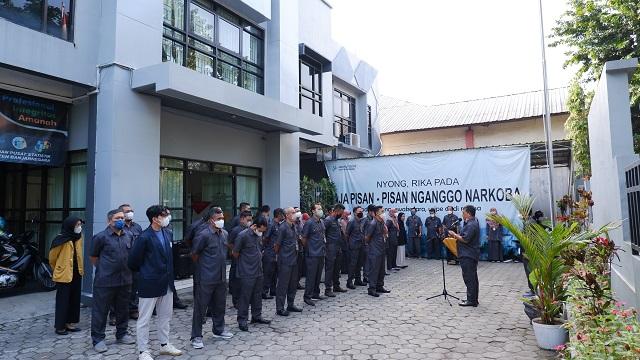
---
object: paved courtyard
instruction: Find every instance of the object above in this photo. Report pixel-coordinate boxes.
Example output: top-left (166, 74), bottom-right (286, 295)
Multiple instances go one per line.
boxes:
top-left (0, 260), bottom-right (554, 359)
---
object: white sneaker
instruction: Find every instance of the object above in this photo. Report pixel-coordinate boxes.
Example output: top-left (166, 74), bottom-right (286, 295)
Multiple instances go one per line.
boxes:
top-left (139, 351), bottom-right (154, 360)
top-left (160, 343), bottom-right (182, 356)
top-left (212, 330), bottom-right (233, 339)
top-left (191, 337), bottom-right (204, 349)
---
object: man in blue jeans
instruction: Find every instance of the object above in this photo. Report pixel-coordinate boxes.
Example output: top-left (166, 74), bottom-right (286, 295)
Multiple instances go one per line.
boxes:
top-left (448, 205), bottom-right (481, 307)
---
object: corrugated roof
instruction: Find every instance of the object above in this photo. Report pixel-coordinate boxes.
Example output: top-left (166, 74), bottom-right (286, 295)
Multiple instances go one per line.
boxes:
top-left (379, 87), bottom-right (569, 134)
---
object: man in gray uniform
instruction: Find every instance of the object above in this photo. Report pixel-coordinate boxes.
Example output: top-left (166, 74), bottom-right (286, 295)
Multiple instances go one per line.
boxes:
top-left (90, 209), bottom-right (136, 353)
top-left (228, 210), bottom-right (253, 308)
top-left (293, 207), bottom-right (305, 289)
top-left (324, 204), bottom-right (346, 297)
top-left (346, 206), bottom-right (366, 289)
top-left (275, 207), bottom-right (303, 316)
top-left (190, 208), bottom-right (233, 349)
top-left (406, 207), bottom-right (423, 258)
top-left (120, 204), bottom-right (144, 320)
top-left (365, 206), bottom-right (390, 297)
top-left (302, 203), bottom-right (326, 306)
top-left (233, 217), bottom-right (271, 331)
top-left (228, 202), bottom-right (251, 231)
top-left (262, 208), bottom-right (283, 299)
top-left (448, 205), bottom-right (480, 307)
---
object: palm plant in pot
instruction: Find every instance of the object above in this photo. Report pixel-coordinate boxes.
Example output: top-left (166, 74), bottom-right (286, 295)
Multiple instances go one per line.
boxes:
top-left (489, 194), bottom-right (608, 350)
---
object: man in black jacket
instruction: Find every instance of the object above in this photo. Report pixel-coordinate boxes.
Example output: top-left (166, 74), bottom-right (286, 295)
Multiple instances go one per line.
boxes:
top-left (128, 205), bottom-right (182, 359)
top-left (448, 205), bottom-right (481, 307)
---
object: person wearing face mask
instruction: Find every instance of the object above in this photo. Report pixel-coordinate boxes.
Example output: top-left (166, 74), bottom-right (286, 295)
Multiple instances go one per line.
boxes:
top-left (261, 208), bottom-right (283, 299)
top-left (188, 207), bottom-right (233, 350)
top-left (274, 207), bottom-right (304, 316)
top-left (128, 205), bottom-right (182, 359)
top-left (227, 210), bottom-right (253, 308)
top-left (486, 208), bottom-right (504, 262)
top-left (385, 208), bottom-right (400, 271)
top-left (293, 208), bottom-right (305, 289)
top-left (301, 203), bottom-right (326, 306)
top-left (447, 205), bottom-right (481, 307)
top-left (49, 216), bottom-right (85, 335)
top-left (117, 204), bottom-right (144, 320)
top-left (406, 207), bottom-right (423, 258)
top-left (339, 210), bottom-right (351, 275)
top-left (228, 202), bottom-right (251, 231)
top-left (425, 208), bottom-right (443, 260)
top-left (233, 217), bottom-right (272, 331)
top-left (442, 206), bottom-right (461, 265)
top-left (346, 206), bottom-right (367, 289)
top-left (365, 206), bottom-right (390, 297)
top-left (90, 209), bottom-right (136, 353)
top-left (323, 204), bottom-right (347, 297)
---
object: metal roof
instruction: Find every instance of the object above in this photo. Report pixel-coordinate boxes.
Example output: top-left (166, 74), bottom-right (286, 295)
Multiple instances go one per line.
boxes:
top-left (379, 87), bottom-right (569, 134)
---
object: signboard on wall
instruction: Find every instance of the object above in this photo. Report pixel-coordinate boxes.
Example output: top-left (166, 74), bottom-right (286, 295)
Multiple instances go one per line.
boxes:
top-left (0, 89), bottom-right (69, 166)
top-left (325, 146), bottom-right (531, 258)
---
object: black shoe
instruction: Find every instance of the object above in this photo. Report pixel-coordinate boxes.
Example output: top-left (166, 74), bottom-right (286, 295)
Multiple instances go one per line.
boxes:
top-left (287, 305), bottom-right (303, 313)
top-left (276, 309), bottom-right (290, 317)
top-left (368, 289), bottom-right (380, 297)
top-left (251, 317), bottom-right (271, 324)
top-left (65, 326), bottom-right (82, 332)
top-left (55, 329), bottom-right (68, 335)
top-left (347, 281), bottom-right (356, 290)
top-left (324, 290), bottom-right (336, 298)
top-left (173, 300), bottom-right (188, 309)
top-left (459, 300), bottom-right (478, 307)
top-left (334, 286), bottom-right (347, 293)
top-left (297, 283), bottom-right (305, 290)
top-left (304, 298), bottom-right (316, 306)
top-left (384, 272), bottom-right (391, 276)
top-left (354, 280), bottom-right (365, 287)
top-left (311, 295), bottom-right (325, 301)
top-left (239, 324), bottom-right (249, 331)
top-left (262, 294), bottom-right (274, 300)
top-left (400, 265), bottom-right (408, 269)
top-left (376, 288), bottom-right (391, 293)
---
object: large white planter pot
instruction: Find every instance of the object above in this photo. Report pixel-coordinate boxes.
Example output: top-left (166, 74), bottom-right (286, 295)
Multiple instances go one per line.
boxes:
top-left (532, 318), bottom-right (568, 350)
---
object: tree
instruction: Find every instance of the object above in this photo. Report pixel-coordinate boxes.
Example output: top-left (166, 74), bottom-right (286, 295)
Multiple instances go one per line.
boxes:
top-left (565, 79), bottom-right (593, 177)
top-left (551, 0), bottom-right (640, 152)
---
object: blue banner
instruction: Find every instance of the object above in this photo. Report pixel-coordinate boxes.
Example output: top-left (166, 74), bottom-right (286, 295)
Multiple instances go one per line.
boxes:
top-left (0, 89), bottom-right (68, 166)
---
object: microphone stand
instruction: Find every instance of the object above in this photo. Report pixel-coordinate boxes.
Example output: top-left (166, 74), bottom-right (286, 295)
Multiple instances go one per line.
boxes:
top-left (426, 231), bottom-right (460, 306)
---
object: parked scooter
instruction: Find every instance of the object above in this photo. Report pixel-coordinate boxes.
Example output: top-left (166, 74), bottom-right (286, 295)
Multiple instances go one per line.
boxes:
top-left (0, 225), bottom-right (55, 291)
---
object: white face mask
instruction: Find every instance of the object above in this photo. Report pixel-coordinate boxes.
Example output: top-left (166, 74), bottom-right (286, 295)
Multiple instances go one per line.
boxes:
top-left (254, 229), bottom-right (263, 237)
top-left (167, 214), bottom-right (172, 222)
top-left (125, 211), bottom-right (134, 221)
top-left (430, 214), bottom-right (435, 218)
top-left (315, 209), bottom-right (324, 218)
top-left (448, 211), bottom-right (453, 215)
top-left (294, 212), bottom-right (302, 220)
top-left (160, 216), bottom-right (170, 228)
top-left (214, 219), bottom-right (224, 229)
top-left (74, 226), bottom-right (82, 234)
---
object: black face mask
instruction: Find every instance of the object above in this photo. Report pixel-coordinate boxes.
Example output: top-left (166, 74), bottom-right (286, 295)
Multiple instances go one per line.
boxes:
top-left (356, 213), bottom-right (363, 218)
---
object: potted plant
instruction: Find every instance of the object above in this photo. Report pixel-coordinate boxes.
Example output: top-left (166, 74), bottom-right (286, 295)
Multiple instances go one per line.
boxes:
top-left (489, 194), bottom-right (606, 350)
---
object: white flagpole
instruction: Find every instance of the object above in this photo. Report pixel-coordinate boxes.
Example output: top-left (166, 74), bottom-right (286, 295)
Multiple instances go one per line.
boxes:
top-left (538, 0), bottom-right (556, 225)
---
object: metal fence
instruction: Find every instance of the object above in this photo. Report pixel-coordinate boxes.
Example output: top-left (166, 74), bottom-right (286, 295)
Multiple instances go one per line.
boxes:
top-left (625, 160), bottom-right (640, 255)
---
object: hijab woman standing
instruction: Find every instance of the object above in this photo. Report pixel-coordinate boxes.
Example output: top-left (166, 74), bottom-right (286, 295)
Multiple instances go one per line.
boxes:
top-left (486, 208), bottom-right (503, 262)
top-left (49, 216), bottom-right (84, 335)
top-left (396, 212), bottom-right (408, 269)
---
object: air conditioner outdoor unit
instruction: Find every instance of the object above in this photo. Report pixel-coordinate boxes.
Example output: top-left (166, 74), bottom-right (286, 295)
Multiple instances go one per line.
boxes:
top-left (344, 133), bottom-right (360, 148)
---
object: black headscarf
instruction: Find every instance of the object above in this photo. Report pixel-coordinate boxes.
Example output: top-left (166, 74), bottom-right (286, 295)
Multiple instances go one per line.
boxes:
top-left (398, 212), bottom-right (406, 230)
top-left (50, 216), bottom-right (83, 250)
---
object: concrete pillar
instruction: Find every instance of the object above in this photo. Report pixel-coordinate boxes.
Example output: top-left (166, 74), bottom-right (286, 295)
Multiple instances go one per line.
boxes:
top-left (265, 0), bottom-right (299, 107)
top-left (264, 132), bottom-right (300, 208)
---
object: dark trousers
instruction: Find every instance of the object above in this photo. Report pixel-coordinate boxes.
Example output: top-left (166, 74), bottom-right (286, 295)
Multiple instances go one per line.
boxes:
top-left (341, 247), bottom-right (350, 274)
top-left (129, 272), bottom-right (139, 311)
top-left (367, 254), bottom-right (385, 291)
top-left (348, 246), bottom-right (366, 282)
top-left (324, 251), bottom-right (342, 290)
top-left (228, 258), bottom-right (239, 306)
top-left (91, 285), bottom-right (131, 345)
top-left (276, 263), bottom-right (298, 311)
top-left (191, 282), bottom-right (226, 339)
top-left (304, 256), bottom-right (324, 300)
top-left (460, 257), bottom-right (479, 303)
top-left (409, 236), bottom-right (421, 257)
top-left (428, 237), bottom-right (442, 259)
top-left (262, 258), bottom-right (277, 296)
top-left (54, 272), bottom-right (81, 330)
top-left (297, 251), bottom-right (305, 279)
top-left (522, 255), bottom-right (534, 291)
top-left (386, 243), bottom-right (398, 270)
top-left (237, 276), bottom-right (263, 326)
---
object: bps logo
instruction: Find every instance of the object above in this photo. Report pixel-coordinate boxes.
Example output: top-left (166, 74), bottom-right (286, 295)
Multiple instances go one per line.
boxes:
top-left (35, 140), bottom-right (52, 153)
top-left (333, 164), bottom-right (357, 172)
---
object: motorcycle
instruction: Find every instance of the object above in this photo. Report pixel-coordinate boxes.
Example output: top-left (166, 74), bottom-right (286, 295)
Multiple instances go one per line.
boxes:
top-left (0, 228), bottom-right (56, 291)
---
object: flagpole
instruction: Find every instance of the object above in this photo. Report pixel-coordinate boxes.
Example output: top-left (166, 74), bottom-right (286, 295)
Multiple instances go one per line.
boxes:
top-left (538, 0), bottom-right (556, 225)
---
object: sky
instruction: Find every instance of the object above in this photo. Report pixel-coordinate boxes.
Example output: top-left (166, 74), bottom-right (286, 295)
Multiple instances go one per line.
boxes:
top-left (331, 0), bottom-right (576, 105)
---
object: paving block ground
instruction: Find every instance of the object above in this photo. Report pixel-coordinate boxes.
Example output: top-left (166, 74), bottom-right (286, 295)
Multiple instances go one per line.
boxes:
top-left (0, 260), bottom-right (555, 359)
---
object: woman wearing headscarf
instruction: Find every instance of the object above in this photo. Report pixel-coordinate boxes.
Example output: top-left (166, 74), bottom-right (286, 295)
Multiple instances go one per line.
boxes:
top-left (49, 216), bottom-right (84, 335)
top-left (396, 212), bottom-right (408, 269)
top-left (486, 208), bottom-right (503, 262)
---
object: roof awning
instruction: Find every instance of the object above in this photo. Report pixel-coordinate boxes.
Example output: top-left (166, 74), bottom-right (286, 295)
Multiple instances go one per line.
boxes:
top-left (131, 62), bottom-right (323, 135)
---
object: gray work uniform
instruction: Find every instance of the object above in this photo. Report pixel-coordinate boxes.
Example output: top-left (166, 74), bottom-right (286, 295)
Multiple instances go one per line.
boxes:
top-left (458, 218), bottom-right (481, 304)
top-left (385, 219), bottom-right (399, 270)
top-left (346, 217), bottom-right (367, 283)
top-left (191, 226), bottom-right (228, 339)
top-left (295, 220), bottom-right (305, 279)
top-left (90, 227), bottom-right (133, 345)
top-left (262, 219), bottom-right (279, 296)
top-left (302, 217), bottom-right (325, 300)
top-left (124, 221), bottom-right (143, 312)
top-left (323, 215), bottom-right (343, 290)
top-left (234, 228), bottom-right (264, 326)
top-left (365, 219), bottom-right (386, 291)
top-left (275, 221), bottom-right (299, 311)
top-left (442, 213), bottom-right (460, 261)
top-left (406, 214), bottom-right (423, 257)
top-left (228, 224), bottom-right (248, 306)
